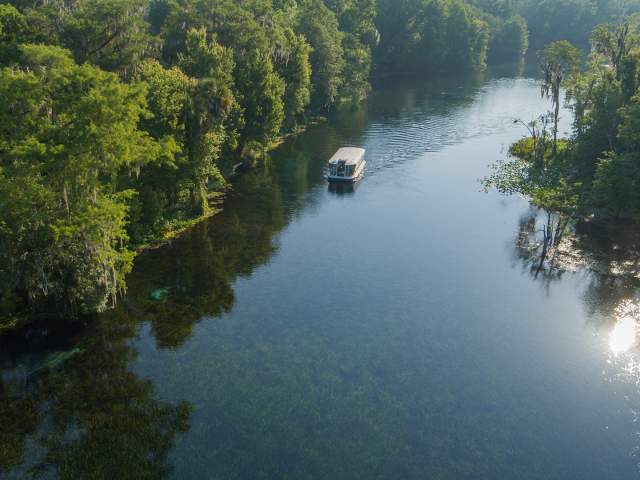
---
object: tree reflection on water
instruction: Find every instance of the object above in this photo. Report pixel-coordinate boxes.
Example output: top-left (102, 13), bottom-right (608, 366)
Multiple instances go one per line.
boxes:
top-left (124, 168), bottom-right (288, 349)
top-left (511, 208), bottom-right (569, 289)
top-left (513, 208), bottom-right (640, 302)
top-left (511, 207), bottom-right (640, 360)
top-left (0, 164), bottom-right (294, 478)
top-left (0, 308), bottom-right (191, 479)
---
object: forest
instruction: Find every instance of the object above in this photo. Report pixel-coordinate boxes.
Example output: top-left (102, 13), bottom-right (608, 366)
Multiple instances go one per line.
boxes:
top-left (0, 0), bottom-right (638, 331)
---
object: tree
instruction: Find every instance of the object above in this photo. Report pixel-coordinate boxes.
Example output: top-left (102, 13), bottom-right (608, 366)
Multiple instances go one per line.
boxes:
top-left (0, 3), bottom-right (27, 65)
top-left (488, 15), bottom-right (640, 229)
top-left (324, 0), bottom-right (378, 101)
top-left (179, 28), bottom-right (235, 214)
top-left (11, 0), bottom-right (155, 74)
top-left (234, 51), bottom-right (285, 148)
top-left (64, 0), bottom-right (154, 74)
top-left (374, 0), bottom-right (426, 72)
top-left (0, 44), bottom-right (165, 324)
top-left (517, 0), bottom-right (608, 51)
top-left (280, 30), bottom-right (312, 127)
top-left (129, 59), bottom-right (190, 240)
top-left (375, 0), bottom-right (490, 75)
top-left (488, 14), bottom-right (528, 62)
top-left (296, 0), bottom-right (345, 109)
top-left (445, 0), bottom-right (489, 71)
top-left (591, 17), bottom-right (640, 79)
top-left (590, 90), bottom-right (640, 217)
top-left (539, 40), bottom-right (582, 155)
top-left (0, 3), bottom-right (26, 43)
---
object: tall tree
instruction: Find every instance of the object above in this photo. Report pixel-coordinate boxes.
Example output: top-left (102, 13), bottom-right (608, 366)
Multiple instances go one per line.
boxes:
top-left (539, 40), bottom-right (582, 155)
top-left (0, 44), bottom-right (165, 324)
top-left (179, 28), bottom-right (235, 214)
top-left (297, 0), bottom-right (345, 109)
top-left (591, 16), bottom-right (640, 79)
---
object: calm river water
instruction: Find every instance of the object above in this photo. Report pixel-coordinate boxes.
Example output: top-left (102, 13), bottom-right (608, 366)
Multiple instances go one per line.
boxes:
top-left (3, 64), bottom-right (640, 479)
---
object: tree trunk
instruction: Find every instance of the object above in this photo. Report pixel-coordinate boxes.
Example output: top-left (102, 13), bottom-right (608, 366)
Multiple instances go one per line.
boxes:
top-left (535, 212), bottom-right (553, 278)
top-left (553, 95), bottom-right (560, 157)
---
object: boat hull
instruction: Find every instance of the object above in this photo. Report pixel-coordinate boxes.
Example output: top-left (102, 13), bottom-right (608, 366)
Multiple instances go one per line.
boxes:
top-left (327, 161), bottom-right (366, 183)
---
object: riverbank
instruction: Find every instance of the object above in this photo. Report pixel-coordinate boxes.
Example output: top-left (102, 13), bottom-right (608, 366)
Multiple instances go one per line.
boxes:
top-left (0, 113), bottom-right (333, 337)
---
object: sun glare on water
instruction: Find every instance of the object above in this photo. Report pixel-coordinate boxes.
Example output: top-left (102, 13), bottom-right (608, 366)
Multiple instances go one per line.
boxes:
top-left (610, 316), bottom-right (638, 356)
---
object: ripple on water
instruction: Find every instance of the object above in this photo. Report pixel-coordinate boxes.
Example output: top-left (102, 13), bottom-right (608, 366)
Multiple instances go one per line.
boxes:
top-left (355, 78), bottom-right (551, 177)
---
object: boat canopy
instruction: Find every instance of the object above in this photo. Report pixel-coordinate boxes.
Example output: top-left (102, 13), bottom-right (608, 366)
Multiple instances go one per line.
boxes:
top-left (328, 147), bottom-right (366, 166)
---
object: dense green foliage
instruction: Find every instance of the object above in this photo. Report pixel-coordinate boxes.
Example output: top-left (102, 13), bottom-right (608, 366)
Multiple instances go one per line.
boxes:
top-left (469, 0), bottom-right (640, 54)
top-left (487, 13), bottom-right (528, 62)
top-left (514, 0), bottom-right (640, 50)
top-left (376, 0), bottom-right (484, 74)
top-left (0, 44), bottom-right (157, 324)
top-left (0, 0), bottom-right (378, 328)
top-left (7, 0), bottom-right (631, 328)
top-left (486, 16), bottom-right (640, 238)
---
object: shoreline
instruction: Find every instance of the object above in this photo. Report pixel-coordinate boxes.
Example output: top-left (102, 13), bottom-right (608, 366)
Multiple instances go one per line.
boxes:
top-left (0, 116), bottom-right (329, 338)
top-left (133, 116), bottom-right (328, 254)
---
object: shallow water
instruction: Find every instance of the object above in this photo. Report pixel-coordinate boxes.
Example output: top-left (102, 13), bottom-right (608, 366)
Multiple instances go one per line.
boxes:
top-left (3, 65), bottom-right (640, 479)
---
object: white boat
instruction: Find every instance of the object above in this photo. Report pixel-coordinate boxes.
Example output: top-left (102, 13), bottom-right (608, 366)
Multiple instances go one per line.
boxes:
top-left (327, 147), bottom-right (366, 183)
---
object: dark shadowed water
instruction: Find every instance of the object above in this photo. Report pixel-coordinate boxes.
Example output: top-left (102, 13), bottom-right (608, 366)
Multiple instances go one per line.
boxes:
top-left (3, 64), bottom-right (640, 479)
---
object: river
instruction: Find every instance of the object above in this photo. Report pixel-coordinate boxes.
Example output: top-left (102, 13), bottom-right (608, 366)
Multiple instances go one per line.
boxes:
top-left (2, 64), bottom-right (640, 479)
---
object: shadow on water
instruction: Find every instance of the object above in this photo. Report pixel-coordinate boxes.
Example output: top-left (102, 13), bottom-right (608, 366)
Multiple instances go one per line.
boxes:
top-left (121, 165), bottom-right (288, 349)
top-left (0, 307), bottom-right (191, 479)
top-left (328, 181), bottom-right (359, 195)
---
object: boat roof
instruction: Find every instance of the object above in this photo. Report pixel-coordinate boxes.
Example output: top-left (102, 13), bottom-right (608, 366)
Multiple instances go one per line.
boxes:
top-left (328, 147), bottom-right (366, 165)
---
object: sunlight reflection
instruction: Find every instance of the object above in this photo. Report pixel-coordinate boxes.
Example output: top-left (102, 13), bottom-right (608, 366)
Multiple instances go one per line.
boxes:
top-left (608, 301), bottom-right (640, 357)
top-left (610, 316), bottom-right (638, 356)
